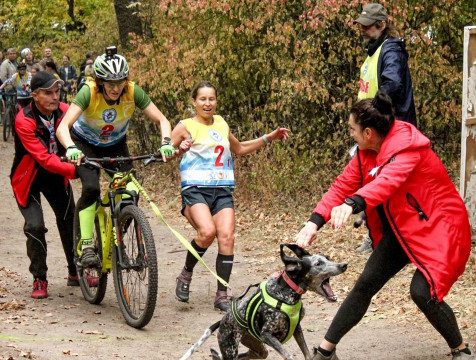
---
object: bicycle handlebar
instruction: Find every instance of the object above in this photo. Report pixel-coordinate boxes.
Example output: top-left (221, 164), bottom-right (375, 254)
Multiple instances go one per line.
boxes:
top-left (0, 90), bottom-right (17, 96)
top-left (60, 153), bottom-right (164, 168)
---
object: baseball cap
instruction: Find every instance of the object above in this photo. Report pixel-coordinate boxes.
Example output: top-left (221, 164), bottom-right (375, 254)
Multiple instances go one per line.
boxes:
top-left (354, 3), bottom-right (388, 26)
top-left (31, 71), bottom-right (64, 92)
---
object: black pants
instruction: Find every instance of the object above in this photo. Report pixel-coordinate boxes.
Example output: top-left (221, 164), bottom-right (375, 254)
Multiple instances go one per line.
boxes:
top-left (325, 229), bottom-right (463, 348)
top-left (72, 133), bottom-right (132, 212)
top-left (17, 168), bottom-right (76, 280)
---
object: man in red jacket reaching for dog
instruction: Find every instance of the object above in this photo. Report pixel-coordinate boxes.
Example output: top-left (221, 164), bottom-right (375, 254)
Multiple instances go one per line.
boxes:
top-left (10, 71), bottom-right (79, 299)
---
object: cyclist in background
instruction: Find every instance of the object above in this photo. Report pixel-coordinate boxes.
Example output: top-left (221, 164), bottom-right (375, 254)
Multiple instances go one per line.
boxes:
top-left (0, 62), bottom-right (32, 108)
top-left (56, 46), bottom-right (175, 269)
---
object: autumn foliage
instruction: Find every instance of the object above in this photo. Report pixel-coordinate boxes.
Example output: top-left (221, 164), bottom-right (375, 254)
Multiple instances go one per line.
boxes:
top-left (0, 0), bottom-right (475, 208)
top-left (121, 0), bottom-right (474, 208)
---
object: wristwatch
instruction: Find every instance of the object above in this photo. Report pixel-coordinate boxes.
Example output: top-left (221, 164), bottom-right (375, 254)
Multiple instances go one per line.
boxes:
top-left (162, 137), bottom-right (172, 145)
top-left (344, 197), bottom-right (358, 213)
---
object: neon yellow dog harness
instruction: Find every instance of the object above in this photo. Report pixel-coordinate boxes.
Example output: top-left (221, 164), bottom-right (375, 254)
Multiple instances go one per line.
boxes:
top-left (231, 281), bottom-right (303, 344)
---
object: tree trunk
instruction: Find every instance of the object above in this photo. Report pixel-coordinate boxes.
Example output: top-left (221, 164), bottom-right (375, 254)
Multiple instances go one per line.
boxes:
top-left (65, 0), bottom-right (85, 33)
top-left (114, 0), bottom-right (143, 49)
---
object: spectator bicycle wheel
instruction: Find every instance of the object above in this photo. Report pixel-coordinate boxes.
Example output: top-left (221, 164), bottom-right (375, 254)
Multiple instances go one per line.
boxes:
top-left (3, 106), bottom-right (13, 141)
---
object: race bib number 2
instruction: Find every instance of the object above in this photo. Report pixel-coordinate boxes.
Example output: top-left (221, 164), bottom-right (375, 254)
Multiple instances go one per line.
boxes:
top-left (100, 124), bottom-right (114, 138)
top-left (214, 145), bottom-right (230, 167)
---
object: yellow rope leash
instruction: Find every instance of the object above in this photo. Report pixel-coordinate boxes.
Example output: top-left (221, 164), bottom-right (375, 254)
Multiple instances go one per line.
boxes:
top-left (131, 176), bottom-right (230, 289)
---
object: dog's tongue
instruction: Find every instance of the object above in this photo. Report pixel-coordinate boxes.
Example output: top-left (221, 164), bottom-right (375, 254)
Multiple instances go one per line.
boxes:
top-left (322, 279), bottom-right (337, 302)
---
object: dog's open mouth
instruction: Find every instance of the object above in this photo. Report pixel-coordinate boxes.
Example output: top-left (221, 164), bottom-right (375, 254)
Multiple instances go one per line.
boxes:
top-left (321, 278), bottom-right (337, 302)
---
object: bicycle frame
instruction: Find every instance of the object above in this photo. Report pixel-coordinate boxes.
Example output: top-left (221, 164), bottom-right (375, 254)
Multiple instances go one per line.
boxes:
top-left (4, 92), bottom-right (17, 111)
top-left (73, 154), bottom-right (162, 273)
top-left (96, 171), bottom-right (138, 272)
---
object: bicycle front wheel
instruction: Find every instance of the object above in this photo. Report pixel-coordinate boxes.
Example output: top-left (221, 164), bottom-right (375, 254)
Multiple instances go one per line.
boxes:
top-left (3, 107), bottom-right (13, 141)
top-left (73, 207), bottom-right (108, 304)
top-left (113, 205), bottom-right (158, 329)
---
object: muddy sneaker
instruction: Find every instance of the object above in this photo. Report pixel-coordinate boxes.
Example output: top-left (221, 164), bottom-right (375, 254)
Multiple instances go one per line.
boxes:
top-left (80, 247), bottom-right (101, 268)
top-left (214, 290), bottom-right (231, 312)
top-left (31, 279), bottom-right (48, 299)
top-left (175, 267), bottom-right (192, 302)
top-left (355, 236), bottom-right (373, 254)
top-left (452, 345), bottom-right (475, 359)
top-left (312, 347), bottom-right (339, 360)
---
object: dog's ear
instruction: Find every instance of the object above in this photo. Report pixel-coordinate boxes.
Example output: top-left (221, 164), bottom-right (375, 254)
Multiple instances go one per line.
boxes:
top-left (280, 244), bottom-right (310, 261)
top-left (280, 244), bottom-right (310, 274)
top-left (285, 262), bottom-right (303, 273)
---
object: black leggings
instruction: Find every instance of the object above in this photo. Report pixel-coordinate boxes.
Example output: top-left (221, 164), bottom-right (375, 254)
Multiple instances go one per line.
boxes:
top-left (72, 133), bottom-right (132, 212)
top-left (324, 230), bottom-right (463, 348)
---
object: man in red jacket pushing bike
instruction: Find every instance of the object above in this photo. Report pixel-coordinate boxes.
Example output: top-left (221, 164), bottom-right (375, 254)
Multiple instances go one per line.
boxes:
top-left (10, 71), bottom-right (80, 299)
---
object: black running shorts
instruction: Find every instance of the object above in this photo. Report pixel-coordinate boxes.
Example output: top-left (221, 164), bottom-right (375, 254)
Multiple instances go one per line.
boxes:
top-left (181, 186), bottom-right (234, 216)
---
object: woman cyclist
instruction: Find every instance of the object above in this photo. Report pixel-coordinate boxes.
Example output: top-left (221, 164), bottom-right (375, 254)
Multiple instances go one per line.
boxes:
top-left (57, 46), bottom-right (175, 268)
top-left (172, 81), bottom-right (290, 311)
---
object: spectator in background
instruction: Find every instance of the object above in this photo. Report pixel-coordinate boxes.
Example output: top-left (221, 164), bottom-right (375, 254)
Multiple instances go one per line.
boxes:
top-left (76, 59), bottom-right (94, 92)
top-left (0, 50), bottom-right (4, 88)
top-left (30, 64), bottom-right (42, 77)
top-left (59, 55), bottom-right (77, 103)
top-left (44, 61), bottom-right (60, 79)
top-left (39, 48), bottom-right (59, 70)
top-left (1, 48), bottom-right (18, 90)
top-left (79, 51), bottom-right (95, 74)
top-left (23, 50), bottom-right (40, 73)
top-left (353, 3), bottom-right (417, 254)
top-left (354, 3), bottom-right (416, 125)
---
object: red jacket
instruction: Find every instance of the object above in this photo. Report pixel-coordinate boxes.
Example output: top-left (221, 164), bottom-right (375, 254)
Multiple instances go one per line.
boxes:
top-left (313, 121), bottom-right (471, 302)
top-left (10, 101), bottom-right (76, 207)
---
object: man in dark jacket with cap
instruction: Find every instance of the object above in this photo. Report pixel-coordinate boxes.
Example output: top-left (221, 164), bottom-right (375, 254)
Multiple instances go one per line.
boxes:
top-left (353, 3), bottom-right (417, 254)
top-left (11, 71), bottom-right (81, 299)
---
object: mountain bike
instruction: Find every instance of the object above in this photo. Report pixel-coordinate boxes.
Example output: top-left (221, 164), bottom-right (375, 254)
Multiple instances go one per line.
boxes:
top-left (2, 91), bottom-right (17, 141)
top-left (69, 154), bottom-right (162, 328)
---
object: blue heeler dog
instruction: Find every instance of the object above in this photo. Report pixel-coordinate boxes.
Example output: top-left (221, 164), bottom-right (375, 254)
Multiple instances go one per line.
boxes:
top-left (180, 244), bottom-right (347, 360)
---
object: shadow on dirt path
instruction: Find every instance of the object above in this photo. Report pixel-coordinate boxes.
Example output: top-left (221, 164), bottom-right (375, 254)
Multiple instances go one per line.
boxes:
top-left (0, 138), bottom-right (474, 359)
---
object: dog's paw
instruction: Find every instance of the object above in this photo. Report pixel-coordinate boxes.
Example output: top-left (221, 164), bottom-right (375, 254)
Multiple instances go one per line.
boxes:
top-left (210, 347), bottom-right (222, 360)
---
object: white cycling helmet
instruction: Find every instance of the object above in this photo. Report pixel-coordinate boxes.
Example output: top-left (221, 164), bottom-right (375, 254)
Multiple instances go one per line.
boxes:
top-left (21, 48), bottom-right (31, 59)
top-left (93, 52), bottom-right (129, 81)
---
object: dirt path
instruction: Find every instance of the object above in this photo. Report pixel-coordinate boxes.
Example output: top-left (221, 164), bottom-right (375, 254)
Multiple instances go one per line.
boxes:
top-left (0, 138), bottom-right (474, 360)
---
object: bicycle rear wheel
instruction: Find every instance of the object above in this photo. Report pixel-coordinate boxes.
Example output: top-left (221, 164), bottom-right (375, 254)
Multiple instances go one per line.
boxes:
top-left (3, 107), bottom-right (13, 141)
top-left (73, 207), bottom-right (108, 304)
top-left (113, 205), bottom-right (158, 329)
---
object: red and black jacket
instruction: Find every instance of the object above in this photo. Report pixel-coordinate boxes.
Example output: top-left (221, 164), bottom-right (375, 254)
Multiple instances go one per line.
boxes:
top-left (10, 101), bottom-right (76, 207)
top-left (313, 121), bottom-right (471, 302)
